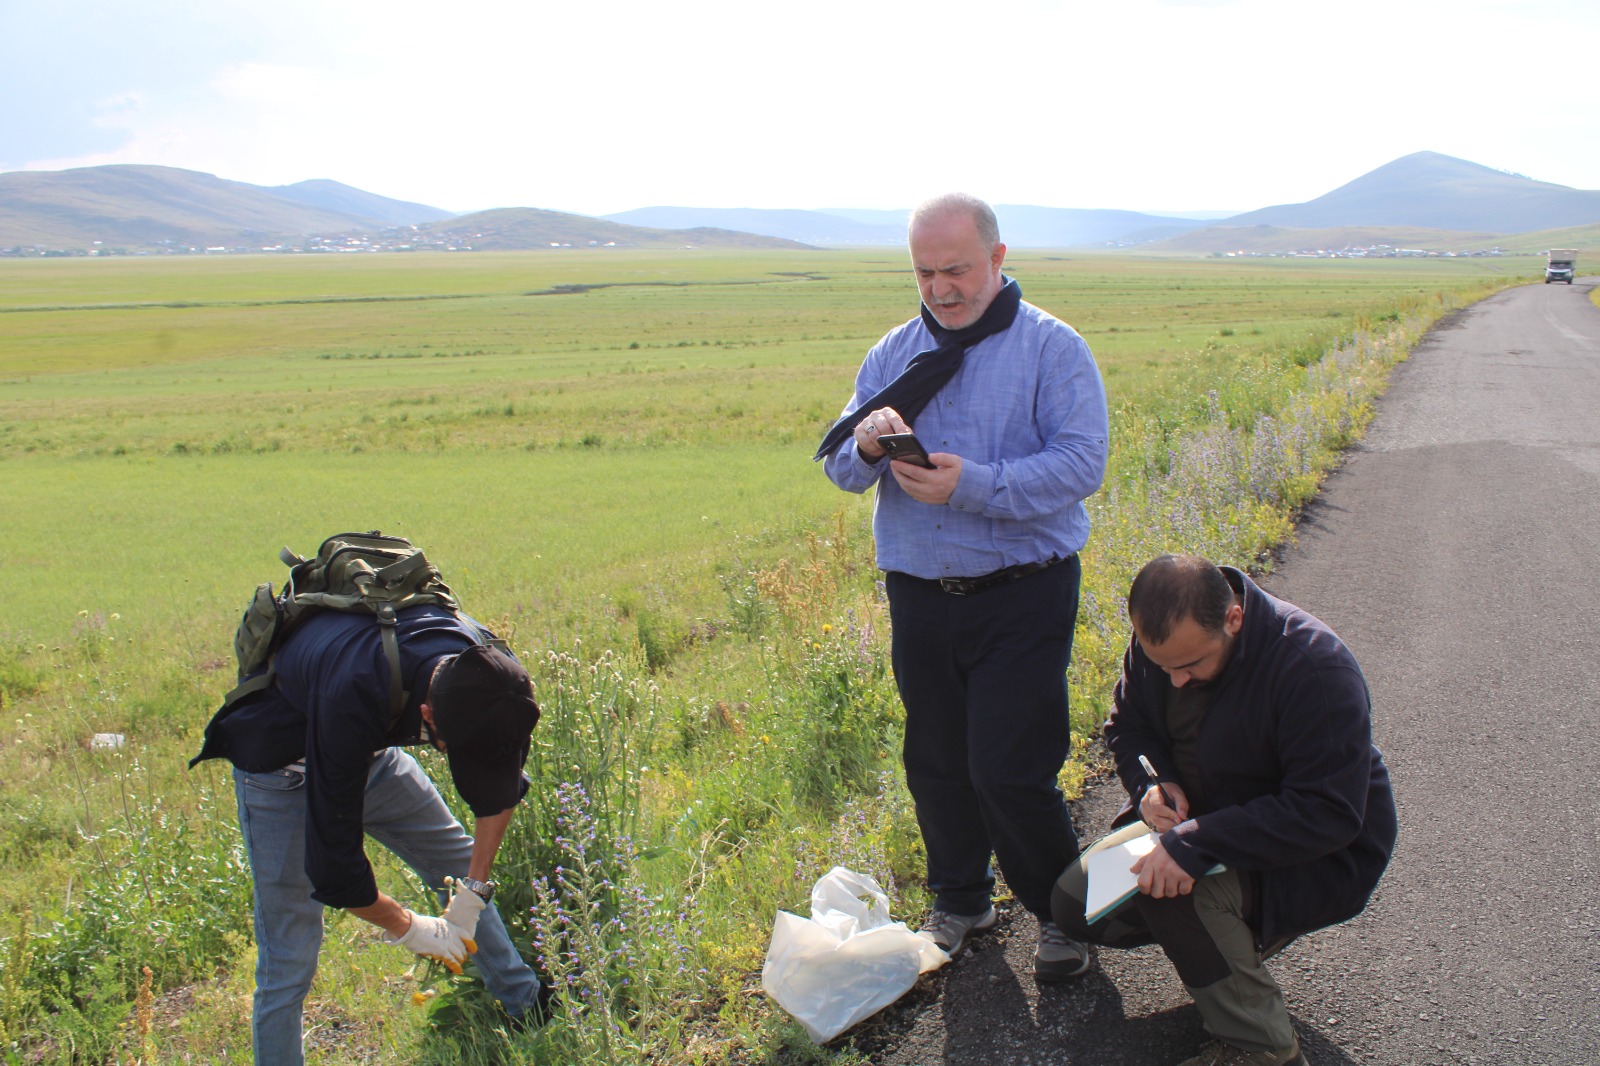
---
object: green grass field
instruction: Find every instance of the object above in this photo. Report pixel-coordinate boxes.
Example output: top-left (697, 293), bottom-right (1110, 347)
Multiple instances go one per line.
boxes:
top-left (0, 249), bottom-right (1521, 639)
top-left (0, 248), bottom-right (1529, 1063)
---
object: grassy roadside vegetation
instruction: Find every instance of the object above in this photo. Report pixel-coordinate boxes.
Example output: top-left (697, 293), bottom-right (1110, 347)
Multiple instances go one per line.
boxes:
top-left (0, 249), bottom-right (1529, 1063)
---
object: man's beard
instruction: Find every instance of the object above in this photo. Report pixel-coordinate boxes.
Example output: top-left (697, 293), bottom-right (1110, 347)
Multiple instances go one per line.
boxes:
top-left (1180, 631), bottom-right (1237, 690)
top-left (930, 295), bottom-right (984, 327)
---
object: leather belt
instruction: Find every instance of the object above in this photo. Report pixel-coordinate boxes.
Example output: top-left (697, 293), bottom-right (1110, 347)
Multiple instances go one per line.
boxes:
top-left (937, 555), bottom-right (1065, 596)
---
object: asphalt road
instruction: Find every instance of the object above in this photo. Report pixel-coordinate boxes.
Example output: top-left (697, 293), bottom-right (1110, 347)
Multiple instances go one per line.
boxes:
top-left (858, 277), bottom-right (1600, 1066)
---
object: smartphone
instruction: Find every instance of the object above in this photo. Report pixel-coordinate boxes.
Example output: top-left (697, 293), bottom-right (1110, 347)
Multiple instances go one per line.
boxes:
top-left (877, 432), bottom-right (934, 468)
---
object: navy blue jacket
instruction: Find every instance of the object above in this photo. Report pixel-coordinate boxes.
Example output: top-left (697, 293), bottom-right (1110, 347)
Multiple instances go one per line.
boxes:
top-left (1104, 568), bottom-right (1397, 948)
top-left (193, 606), bottom-right (506, 908)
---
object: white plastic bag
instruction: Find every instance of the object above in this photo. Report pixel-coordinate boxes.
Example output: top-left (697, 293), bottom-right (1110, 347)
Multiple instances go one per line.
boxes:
top-left (761, 866), bottom-right (949, 1043)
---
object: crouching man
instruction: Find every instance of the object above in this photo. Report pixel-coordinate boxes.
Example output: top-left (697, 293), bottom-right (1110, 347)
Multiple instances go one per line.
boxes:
top-left (1053, 555), bottom-right (1397, 1066)
top-left (192, 604), bottom-right (544, 1065)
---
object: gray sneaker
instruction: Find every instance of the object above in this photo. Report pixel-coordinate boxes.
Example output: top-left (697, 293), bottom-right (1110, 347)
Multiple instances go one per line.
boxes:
top-left (918, 906), bottom-right (997, 955)
top-left (1034, 920), bottom-right (1091, 982)
top-left (1175, 1037), bottom-right (1306, 1066)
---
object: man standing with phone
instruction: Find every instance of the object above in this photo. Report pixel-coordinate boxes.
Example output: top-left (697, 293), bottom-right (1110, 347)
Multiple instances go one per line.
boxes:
top-left (815, 193), bottom-right (1109, 982)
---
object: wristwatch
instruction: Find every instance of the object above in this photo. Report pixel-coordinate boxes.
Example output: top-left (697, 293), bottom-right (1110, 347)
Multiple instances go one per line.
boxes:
top-left (456, 876), bottom-right (496, 902)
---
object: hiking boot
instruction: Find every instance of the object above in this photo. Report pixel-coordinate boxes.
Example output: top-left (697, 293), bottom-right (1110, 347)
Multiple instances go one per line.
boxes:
top-left (1176, 1037), bottom-right (1306, 1066)
top-left (918, 906), bottom-right (997, 955)
top-left (1033, 919), bottom-right (1091, 983)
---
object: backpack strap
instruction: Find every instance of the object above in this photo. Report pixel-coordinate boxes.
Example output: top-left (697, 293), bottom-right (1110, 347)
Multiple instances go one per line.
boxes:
top-left (375, 551), bottom-right (429, 585)
top-left (374, 602), bottom-right (407, 718)
top-left (220, 667), bottom-right (277, 713)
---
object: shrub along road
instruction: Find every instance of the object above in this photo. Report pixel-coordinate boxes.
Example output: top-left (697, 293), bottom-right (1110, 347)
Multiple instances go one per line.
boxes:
top-left (860, 277), bottom-right (1600, 1066)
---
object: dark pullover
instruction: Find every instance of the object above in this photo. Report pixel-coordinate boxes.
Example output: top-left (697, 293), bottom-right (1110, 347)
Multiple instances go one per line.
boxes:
top-left (195, 606), bottom-right (498, 908)
top-left (1105, 568), bottom-right (1398, 948)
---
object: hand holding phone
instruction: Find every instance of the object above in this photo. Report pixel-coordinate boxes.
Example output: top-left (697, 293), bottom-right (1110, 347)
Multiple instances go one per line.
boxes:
top-left (876, 432), bottom-right (934, 468)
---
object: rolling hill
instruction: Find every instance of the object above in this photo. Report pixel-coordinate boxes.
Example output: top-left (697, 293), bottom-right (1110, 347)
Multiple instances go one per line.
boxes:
top-left (0, 164), bottom-right (448, 249)
top-left (263, 179), bottom-right (453, 227)
top-left (603, 207), bottom-right (905, 246)
top-left (0, 166), bottom-right (806, 252)
top-left (1479, 220), bottom-right (1600, 257)
top-left (991, 205), bottom-right (1209, 248)
top-left (1222, 151), bottom-right (1600, 233)
top-left (415, 208), bottom-right (809, 251)
top-left (605, 204), bottom-right (1211, 248)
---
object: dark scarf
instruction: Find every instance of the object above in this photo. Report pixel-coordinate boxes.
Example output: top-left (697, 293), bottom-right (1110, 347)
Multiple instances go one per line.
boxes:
top-left (812, 276), bottom-right (1022, 461)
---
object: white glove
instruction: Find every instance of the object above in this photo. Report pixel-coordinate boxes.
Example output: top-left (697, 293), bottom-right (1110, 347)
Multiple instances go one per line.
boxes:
top-left (441, 879), bottom-right (487, 940)
top-left (389, 910), bottom-right (476, 975)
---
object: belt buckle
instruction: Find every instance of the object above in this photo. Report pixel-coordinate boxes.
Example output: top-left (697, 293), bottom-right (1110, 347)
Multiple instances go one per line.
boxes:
top-left (938, 576), bottom-right (971, 595)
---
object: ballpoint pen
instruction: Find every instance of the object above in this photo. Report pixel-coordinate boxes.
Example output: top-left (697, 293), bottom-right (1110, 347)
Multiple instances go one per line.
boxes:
top-left (1137, 754), bottom-right (1177, 816)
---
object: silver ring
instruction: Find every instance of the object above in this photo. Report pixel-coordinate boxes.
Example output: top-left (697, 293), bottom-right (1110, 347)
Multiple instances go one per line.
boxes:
top-left (866, 424), bottom-right (878, 433)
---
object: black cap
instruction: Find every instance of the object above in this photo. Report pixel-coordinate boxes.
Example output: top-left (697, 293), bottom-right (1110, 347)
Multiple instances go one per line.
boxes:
top-left (427, 644), bottom-right (541, 817)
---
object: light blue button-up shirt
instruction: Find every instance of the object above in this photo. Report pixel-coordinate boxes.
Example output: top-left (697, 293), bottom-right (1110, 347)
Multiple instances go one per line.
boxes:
top-left (823, 299), bottom-right (1109, 580)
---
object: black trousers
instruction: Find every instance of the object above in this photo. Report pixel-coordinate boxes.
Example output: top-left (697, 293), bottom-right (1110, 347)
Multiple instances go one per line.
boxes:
top-left (886, 556), bottom-right (1082, 919)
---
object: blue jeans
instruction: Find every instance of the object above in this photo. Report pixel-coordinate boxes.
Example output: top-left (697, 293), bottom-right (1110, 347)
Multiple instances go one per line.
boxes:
top-left (234, 748), bottom-right (540, 1066)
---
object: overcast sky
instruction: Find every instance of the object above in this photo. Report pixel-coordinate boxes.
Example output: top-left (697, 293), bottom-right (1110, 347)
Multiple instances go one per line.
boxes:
top-left (3, 0), bottom-right (1595, 219)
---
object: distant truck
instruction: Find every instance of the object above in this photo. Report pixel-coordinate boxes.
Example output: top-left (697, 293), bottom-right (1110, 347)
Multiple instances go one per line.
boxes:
top-left (1545, 249), bottom-right (1577, 284)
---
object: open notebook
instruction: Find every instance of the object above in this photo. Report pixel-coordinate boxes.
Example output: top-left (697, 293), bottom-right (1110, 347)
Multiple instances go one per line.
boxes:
top-left (1084, 830), bottom-right (1225, 924)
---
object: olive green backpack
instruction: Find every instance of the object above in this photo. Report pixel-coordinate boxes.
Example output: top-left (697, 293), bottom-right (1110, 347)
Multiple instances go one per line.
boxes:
top-left (222, 531), bottom-right (464, 720)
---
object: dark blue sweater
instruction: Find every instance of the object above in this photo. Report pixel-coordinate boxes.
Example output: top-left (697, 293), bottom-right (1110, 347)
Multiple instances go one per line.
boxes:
top-left (1104, 568), bottom-right (1398, 948)
top-left (196, 606), bottom-right (497, 908)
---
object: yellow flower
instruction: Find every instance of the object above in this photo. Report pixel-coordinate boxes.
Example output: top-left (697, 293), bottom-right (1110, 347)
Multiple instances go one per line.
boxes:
top-left (822, 624), bottom-right (833, 634)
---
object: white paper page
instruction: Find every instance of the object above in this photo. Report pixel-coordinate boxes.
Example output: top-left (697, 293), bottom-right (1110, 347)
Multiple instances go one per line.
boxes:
top-left (1083, 830), bottom-right (1160, 922)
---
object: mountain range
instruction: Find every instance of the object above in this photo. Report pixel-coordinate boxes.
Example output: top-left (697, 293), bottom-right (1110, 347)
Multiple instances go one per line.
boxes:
top-left (601, 205), bottom-right (1214, 248)
top-left (3, 152), bottom-right (1597, 255)
top-left (0, 165), bottom-right (807, 253)
top-left (0, 166), bottom-right (451, 249)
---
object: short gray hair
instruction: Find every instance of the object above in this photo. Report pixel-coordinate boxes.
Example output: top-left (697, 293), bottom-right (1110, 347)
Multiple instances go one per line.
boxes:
top-left (909, 192), bottom-right (1000, 252)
